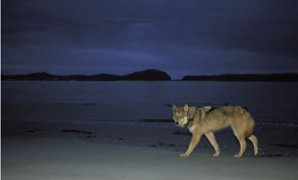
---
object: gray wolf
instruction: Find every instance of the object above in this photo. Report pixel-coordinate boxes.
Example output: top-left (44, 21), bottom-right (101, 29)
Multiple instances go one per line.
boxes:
top-left (172, 104), bottom-right (258, 158)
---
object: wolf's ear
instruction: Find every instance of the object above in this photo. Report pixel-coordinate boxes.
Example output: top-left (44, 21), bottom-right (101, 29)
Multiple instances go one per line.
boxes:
top-left (172, 104), bottom-right (176, 109)
top-left (184, 104), bottom-right (189, 111)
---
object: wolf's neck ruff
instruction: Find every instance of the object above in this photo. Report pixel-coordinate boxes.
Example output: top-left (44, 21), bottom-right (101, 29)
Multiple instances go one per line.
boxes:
top-left (183, 107), bottom-right (198, 128)
top-left (184, 106), bottom-right (215, 129)
top-left (183, 117), bottom-right (194, 129)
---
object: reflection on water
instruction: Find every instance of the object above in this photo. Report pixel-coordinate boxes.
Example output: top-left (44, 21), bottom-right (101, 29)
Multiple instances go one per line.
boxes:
top-left (2, 81), bottom-right (298, 123)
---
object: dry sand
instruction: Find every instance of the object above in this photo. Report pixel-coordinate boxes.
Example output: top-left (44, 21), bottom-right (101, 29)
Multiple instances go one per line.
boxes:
top-left (2, 121), bottom-right (298, 180)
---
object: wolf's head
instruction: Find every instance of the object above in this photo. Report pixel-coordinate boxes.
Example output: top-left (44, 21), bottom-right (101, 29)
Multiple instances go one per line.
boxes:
top-left (172, 104), bottom-right (189, 128)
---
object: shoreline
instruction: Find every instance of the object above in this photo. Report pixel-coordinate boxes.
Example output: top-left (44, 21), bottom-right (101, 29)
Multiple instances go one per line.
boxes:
top-left (3, 120), bottom-right (298, 156)
top-left (2, 120), bottom-right (298, 180)
top-left (4, 137), bottom-right (297, 180)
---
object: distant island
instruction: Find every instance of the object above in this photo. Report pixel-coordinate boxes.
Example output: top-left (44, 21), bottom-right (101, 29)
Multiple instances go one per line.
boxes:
top-left (1, 69), bottom-right (172, 81)
top-left (182, 73), bottom-right (298, 82)
top-left (2, 69), bottom-right (298, 81)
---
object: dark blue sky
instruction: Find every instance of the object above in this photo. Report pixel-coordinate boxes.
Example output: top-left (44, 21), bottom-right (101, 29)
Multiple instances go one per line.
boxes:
top-left (2, 0), bottom-right (298, 78)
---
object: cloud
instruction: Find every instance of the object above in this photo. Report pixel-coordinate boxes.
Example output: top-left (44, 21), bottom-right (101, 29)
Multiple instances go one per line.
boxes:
top-left (2, 0), bottom-right (298, 77)
top-left (3, 0), bottom-right (297, 54)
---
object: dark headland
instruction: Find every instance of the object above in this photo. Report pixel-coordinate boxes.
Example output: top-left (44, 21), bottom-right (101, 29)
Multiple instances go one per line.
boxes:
top-left (2, 70), bottom-right (298, 81)
top-left (1, 69), bottom-right (172, 81)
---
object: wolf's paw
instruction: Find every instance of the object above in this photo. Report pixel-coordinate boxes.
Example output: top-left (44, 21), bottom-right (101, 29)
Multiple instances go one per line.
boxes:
top-left (234, 154), bottom-right (242, 158)
top-left (180, 153), bottom-right (189, 158)
top-left (213, 152), bottom-right (220, 158)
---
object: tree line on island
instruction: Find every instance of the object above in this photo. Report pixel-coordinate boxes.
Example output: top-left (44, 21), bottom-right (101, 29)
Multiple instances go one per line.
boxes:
top-left (2, 69), bottom-right (298, 81)
top-left (1, 69), bottom-right (171, 81)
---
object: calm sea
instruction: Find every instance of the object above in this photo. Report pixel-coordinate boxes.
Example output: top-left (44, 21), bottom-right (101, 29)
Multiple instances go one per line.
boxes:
top-left (2, 81), bottom-right (298, 124)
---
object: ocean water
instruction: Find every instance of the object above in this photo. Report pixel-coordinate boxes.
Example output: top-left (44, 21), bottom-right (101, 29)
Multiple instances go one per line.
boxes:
top-left (2, 81), bottom-right (298, 124)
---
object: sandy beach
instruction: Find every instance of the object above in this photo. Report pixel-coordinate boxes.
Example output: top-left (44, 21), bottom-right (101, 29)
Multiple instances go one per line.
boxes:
top-left (2, 120), bottom-right (298, 180)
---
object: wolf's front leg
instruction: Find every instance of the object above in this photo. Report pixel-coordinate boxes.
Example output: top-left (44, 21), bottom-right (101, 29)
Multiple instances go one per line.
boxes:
top-left (180, 132), bottom-right (202, 158)
top-left (204, 132), bottom-right (221, 157)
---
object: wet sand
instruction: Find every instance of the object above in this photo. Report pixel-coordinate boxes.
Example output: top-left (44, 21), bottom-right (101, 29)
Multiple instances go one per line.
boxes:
top-left (2, 121), bottom-right (298, 180)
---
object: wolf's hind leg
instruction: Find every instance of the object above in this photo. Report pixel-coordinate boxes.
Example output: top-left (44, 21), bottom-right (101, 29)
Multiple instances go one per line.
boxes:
top-left (234, 135), bottom-right (247, 158)
top-left (205, 132), bottom-right (220, 157)
top-left (248, 134), bottom-right (258, 156)
top-left (231, 124), bottom-right (248, 158)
